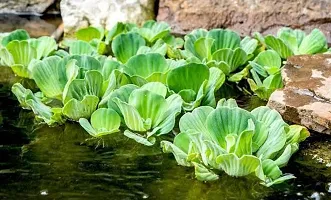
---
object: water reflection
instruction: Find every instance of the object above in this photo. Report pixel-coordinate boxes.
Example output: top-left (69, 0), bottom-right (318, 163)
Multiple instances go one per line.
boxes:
top-left (0, 68), bottom-right (331, 199)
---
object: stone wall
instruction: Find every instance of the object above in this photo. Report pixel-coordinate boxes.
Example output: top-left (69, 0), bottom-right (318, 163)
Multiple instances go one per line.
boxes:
top-left (0, 0), bottom-right (57, 14)
top-left (157, 0), bottom-right (331, 43)
top-left (60, 0), bottom-right (155, 37)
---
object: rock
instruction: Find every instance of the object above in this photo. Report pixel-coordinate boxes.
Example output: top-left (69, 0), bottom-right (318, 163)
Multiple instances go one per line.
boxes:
top-left (60, 0), bottom-right (155, 37)
top-left (0, 0), bottom-right (55, 14)
top-left (157, 0), bottom-right (331, 43)
top-left (267, 54), bottom-right (331, 135)
top-left (0, 14), bottom-right (62, 38)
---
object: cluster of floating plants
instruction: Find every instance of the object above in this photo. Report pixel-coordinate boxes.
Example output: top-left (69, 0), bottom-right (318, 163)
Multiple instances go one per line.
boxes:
top-left (2, 20), bottom-right (328, 186)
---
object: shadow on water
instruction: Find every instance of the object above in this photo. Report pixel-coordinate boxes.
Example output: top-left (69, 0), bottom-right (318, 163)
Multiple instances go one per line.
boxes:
top-left (0, 68), bottom-right (330, 200)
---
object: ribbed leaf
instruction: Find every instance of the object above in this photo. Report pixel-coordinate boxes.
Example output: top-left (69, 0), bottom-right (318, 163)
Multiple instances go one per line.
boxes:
top-left (193, 162), bottom-right (219, 181)
top-left (140, 82), bottom-right (167, 97)
top-left (216, 154), bottom-right (260, 177)
top-left (63, 95), bottom-right (99, 121)
top-left (76, 27), bottom-right (104, 42)
top-left (161, 140), bottom-right (191, 166)
top-left (128, 89), bottom-right (168, 127)
top-left (184, 29), bottom-right (208, 58)
top-left (212, 48), bottom-right (247, 75)
top-left (194, 37), bottom-right (214, 60)
top-left (240, 36), bottom-right (258, 55)
top-left (64, 70), bottom-right (103, 103)
top-left (298, 29), bottom-right (327, 54)
top-left (1, 29), bottom-right (29, 46)
top-left (69, 40), bottom-right (96, 55)
top-left (124, 53), bottom-right (169, 80)
top-left (179, 106), bottom-right (214, 137)
top-left (30, 56), bottom-right (66, 99)
top-left (113, 98), bottom-right (146, 132)
top-left (264, 35), bottom-right (293, 59)
top-left (206, 107), bottom-right (253, 148)
top-left (111, 32), bottom-right (146, 63)
top-left (167, 63), bottom-right (209, 94)
top-left (207, 29), bottom-right (241, 52)
top-left (29, 36), bottom-right (57, 59)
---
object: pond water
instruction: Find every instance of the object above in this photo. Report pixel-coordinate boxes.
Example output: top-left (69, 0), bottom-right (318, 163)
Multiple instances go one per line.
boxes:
top-left (0, 68), bottom-right (331, 200)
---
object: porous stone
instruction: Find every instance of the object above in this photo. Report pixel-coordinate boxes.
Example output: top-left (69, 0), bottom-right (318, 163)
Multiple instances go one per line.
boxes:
top-left (267, 54), bottom-right (331, 134)
top-left (0, 0), bottom-right (55, 14)
top-left (157, 0), bottom-right (331, 43)
top-left (60, 0), bottom-right (155, 37)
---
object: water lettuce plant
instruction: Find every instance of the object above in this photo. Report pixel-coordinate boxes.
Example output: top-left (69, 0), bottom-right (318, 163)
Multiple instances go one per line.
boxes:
top-left (247, 50), bottom-right (283, 100)
top-left (3, 22), bottom-right (320, 187)
top-left (161, 99), bottom-right (309, 186)
top-left (113, 82), bottom-right (182, 146)
top-left (264, 28), bottom-right (327, 59)
top-left (166, 63), bottom-right (225, 111)
top-left (0, 30), bottom-right (57, 78)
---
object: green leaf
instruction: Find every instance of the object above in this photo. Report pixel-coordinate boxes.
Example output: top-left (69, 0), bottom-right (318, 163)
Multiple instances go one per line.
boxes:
top-left (11, 83), bottom-right (65, 125)
top-left (124, 53), bottom-right (169, 81)
top-left (6, 40), bottom-right (37, 77)
top-left (105, 22), bottom-right (127, 43)
top-left (161, 140), bottom-right (191, 166)
top-left (79, 108), bottom-right (120, 137)
top-left (216, 98), bottom-right (238, 108)
top-left (101, 58), bottom-right (121, 80)
top-left (298, 29), bottom-right (327, 54)
top-left (250, 50), bottom-right (281, 77)
top-left (206, 107), bottom-right (253, 148)
top-left (29, 36), bottom-right (57, 59)
top-left (193, 162), bottom-right (219, 181)
top-left (212, 48), bottom-right (247, 75)
top-left (128, 89), bottom-right (168, 127)
top-left (124, 130), bottom-right (156, 146)
top-left (113, 97), bottom-right (146, 132)
top-left (64, 70), bottom-right (103, 103)
top-left (63, 95), bottom-right (99, 121)
top-left (179, 106), bottom-right (214, 137)
top-left (138, 20), bottom-right (170, 43)
top-left (104, 84), bottom-right (139, 112)
top-left (207, 29), bottom-right (241, 52)
top-left (0, 47), bottom-right (14, 66)
top-left (184, 29), bottom-right (208, 58)
top-left (111, 32), bottom-right (146, 63)
top-left (234, 130), bottom-right (254, 157)
top-left (264, 35), bottom-right (293, 59)
top-left (30, 56), bottom-right (66, 99)
top-left (153, 93), bottom-right (182, 135)
top-left (76, 27), bottom-right (104, 42)
top-left (69, 40), bottom-right (96, 55)
top-left (167, 63), bottom-right (209, 94)
top-left (240, 36), bottom-right (258, 55)
top-left (140, 82), bottom-right (167, 97)
top-left (1, 29), bottom-right (30, 46)
top-left (194, 37), bottom-right (214, 60)
top-left (216, 153), bottom-right (260, 177)
top-left (137, 39), bottom-right (167, 56)
top-left (68, 55), bottom-right (102, 76)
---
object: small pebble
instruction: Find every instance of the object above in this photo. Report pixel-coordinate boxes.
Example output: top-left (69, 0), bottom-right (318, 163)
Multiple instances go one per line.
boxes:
top-left (142, 194), bottom-right (149, 199)
top-left (310, 192), bottom-right (320, 200)
top-left (297, 192), bottom-right (303, 196)
top-left (40, 190), bottom-right (48, 196)
top-left (328, 183), bottom-right (331, 193)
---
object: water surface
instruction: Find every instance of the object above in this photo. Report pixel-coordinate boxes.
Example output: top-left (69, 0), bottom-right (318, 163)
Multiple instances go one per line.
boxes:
top-left (0, 68), bottom-right (330, 200)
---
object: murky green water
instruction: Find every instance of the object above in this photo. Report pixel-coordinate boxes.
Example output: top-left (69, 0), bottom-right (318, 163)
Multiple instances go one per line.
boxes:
top-left (0, 68), bottom-right (331, 200)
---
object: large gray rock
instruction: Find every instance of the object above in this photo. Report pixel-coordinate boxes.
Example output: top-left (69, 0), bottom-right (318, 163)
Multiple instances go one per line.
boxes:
top-left (0, 0), bottom-right (55, 14)
top-left (157, 0), bottom-right (331, 43)
top-left (60, 0), bottom-right (155, 37)
top-left (268, 54), bottom-right (331, 135)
